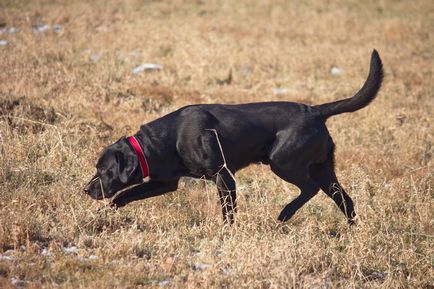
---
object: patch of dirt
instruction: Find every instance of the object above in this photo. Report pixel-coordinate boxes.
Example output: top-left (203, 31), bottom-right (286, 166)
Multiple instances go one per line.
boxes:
top-left (77, 118), bottom-right (114, 141)
top-left (104, 84), bottom-right (202, 113)
top-left (0, 95), bottom-right (57, 133)
top-left (104, 85), bottom-right (174, 113)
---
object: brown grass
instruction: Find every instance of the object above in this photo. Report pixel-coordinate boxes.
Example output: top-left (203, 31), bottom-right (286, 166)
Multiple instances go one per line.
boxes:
top-left (0, 0), bottom-right (433, 288)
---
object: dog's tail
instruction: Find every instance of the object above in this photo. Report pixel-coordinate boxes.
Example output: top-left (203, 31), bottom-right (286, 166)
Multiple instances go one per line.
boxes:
top-left (314, 49), bottom-right (383, 119)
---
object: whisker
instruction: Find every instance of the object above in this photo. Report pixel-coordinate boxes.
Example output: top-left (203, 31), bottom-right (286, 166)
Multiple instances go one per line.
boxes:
top-left (87, 176), bottom-right (99, 187)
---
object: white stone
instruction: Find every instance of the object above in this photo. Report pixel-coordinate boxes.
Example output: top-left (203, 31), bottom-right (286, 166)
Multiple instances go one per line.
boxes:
top-left (330, 66), bottom-right (343, 76)
top-left (132, 63), bottom-right (163, 74)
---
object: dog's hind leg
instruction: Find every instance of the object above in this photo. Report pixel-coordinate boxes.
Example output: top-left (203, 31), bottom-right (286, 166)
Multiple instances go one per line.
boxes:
top-left (214, 169), bottom-right (237, 225)
top-left (309, 156), bottom-right (356, 224)
top-left (268, 129), bottom-right (324, 222)
top-left (271, 165), bottom-right (320, 222)
top-left (277, 181), bottom-right (319, 222)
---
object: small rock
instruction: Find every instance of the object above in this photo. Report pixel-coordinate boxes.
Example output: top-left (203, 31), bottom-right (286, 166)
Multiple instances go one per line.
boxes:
top-left (0, 255), bottom-right (13, 261)
top-left (41, 248), bottom-right (54, 257)
top-left (88, 255), bottom-right (98, 260)
top-left (0, 27), bottom-right (20, 34)
top-left (272, 88), bottom-right (288, 95)
top-left (330, 66), bottom-right (343, 76)
top-left (32, 24), bottom-right (50, 33)
top-left (11, 277), bottom-right (26, 288)
top-left (132, 63), bottom-right (163, 74)
top-left (63, 246), bottom-right (79, 254)
top-left (192, 263), bottom-right (210, 271)
top-left (77, 255), bottom-right (97, 261)
top-left (157, 279), bottom-right (171, 287)
top-left (365, 270), bottom-right (386, 281)
top-left (0, 40), bottom-right (8, 46)
top-left (32, 23), bottom-right (62, 33)
top-left (369, 271), bottom-right (385, 280)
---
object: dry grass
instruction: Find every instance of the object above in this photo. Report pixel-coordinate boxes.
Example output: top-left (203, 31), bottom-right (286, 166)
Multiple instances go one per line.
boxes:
top-left (0, 0), bottom-right (433, 288)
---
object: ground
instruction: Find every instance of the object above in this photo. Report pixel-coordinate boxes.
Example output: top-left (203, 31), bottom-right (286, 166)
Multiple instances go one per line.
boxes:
top-left (0, 0), bottom-right (433, 288)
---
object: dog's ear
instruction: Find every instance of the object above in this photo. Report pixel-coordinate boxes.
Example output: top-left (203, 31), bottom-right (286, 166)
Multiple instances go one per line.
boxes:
top-left (117, 139), bottom-right (139, 183)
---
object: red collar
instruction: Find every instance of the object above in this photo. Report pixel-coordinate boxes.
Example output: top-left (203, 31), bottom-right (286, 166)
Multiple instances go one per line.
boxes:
top-left (127, 136), bottom-right (149, 179)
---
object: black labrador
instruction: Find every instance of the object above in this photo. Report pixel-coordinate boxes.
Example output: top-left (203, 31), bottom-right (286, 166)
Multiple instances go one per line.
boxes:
top-left (84, 50), bottom-right (383, 225)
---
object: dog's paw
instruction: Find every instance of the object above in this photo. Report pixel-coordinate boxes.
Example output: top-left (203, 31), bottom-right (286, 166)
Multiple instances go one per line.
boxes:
top-left (277, 211), bottom-right (293, 222)
top-left (109, 199), bottom-right (126, 209)
top-left (348, 218), bottom-right (357, 227)
top-left (277, 205), bottom-right (298, 222)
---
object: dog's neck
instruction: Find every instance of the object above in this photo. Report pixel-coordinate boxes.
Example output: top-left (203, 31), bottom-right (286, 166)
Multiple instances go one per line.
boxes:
top-left (135, 125), bottom-right (186, 180)
top-left (127, 135), bottom-right (149, 180)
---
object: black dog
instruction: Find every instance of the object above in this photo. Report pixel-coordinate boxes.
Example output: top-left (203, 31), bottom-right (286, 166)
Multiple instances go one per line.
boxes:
top-left (85, 50), bottom-right (383, 224)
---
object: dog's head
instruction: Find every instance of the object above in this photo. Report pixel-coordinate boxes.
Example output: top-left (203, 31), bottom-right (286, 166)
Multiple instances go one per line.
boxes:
top-left (84, 137), bottom-right (142, 200)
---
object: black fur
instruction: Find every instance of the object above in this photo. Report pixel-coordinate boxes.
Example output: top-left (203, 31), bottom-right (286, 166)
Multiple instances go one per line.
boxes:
top-left (84, 50), bottom-right (383, 224)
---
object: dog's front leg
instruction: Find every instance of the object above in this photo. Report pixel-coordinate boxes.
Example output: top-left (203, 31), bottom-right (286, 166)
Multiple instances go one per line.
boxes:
top-left (111, 180), bottom-right (179, 208)
top-left (214, 170), bottom-right (237, 225)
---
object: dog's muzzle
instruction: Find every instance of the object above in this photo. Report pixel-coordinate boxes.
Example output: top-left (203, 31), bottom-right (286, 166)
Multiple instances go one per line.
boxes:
top-left (84, 175), bottom-right (105, 200)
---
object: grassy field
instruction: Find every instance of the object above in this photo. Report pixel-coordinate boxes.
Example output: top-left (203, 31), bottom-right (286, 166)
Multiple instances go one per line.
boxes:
top-left (0, 0), bottom-right (433, 288)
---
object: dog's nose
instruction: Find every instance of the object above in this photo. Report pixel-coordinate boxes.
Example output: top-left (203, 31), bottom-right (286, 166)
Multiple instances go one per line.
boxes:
top-left (84, 182), bottom-right (93, 194)
top-left (84, 175), bottom-right (99, 194)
